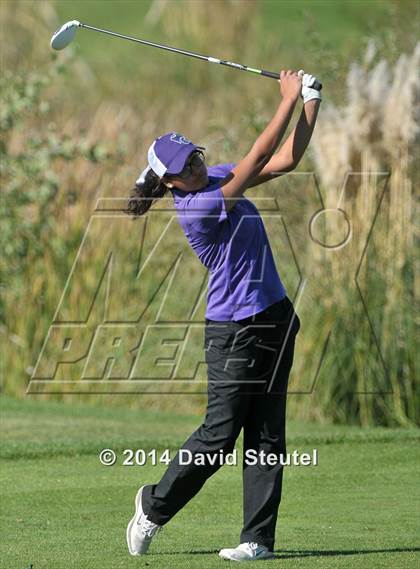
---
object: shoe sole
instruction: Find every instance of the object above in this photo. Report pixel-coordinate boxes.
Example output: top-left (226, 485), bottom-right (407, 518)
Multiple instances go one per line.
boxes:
top-left (126, 485), bottom-right (145, 556)
top-left (219, 550), bottom-right (275, 561)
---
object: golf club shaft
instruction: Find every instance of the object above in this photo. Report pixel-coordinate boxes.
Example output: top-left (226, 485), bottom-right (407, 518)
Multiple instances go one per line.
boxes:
top-left (79, 22), bottom-right (322, 91)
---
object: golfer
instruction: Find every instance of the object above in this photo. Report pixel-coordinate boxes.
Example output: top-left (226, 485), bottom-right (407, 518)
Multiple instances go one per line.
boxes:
top-left (126, 70), bottom-right (321, 561)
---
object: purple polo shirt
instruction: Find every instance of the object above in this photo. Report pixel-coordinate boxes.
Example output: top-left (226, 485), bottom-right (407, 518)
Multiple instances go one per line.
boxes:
top-left (170, 163), bottom-right (286, 321)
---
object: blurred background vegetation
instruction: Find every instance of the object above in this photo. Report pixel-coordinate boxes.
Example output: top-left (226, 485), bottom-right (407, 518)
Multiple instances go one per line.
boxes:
top-left (1, 0), bottom-right (418, 426)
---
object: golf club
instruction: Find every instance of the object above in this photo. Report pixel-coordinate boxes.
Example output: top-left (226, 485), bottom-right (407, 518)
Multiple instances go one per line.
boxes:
top-left (50, 20), bottom-right (322, 91)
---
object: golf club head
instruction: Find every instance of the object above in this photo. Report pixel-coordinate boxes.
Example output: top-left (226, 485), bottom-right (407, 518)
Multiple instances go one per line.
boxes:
top-left (50, 20), bottom-right (80, 50)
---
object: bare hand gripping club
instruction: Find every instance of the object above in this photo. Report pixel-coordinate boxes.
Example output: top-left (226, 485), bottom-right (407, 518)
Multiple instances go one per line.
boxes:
top-left (50, 20), bottom-right (322, 91)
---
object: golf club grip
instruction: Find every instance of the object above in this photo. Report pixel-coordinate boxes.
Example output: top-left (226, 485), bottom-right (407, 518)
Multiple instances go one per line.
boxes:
top-left (261, 69), bottom-right (322, 91)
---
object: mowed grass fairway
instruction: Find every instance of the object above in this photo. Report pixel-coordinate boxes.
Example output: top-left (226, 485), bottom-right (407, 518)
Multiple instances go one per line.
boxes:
top-left (1, 396), bottom-right (419, 569)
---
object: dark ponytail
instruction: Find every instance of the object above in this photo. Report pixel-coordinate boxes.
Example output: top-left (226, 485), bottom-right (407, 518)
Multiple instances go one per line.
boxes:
top-left (126, 168), bottom-right (169, 217)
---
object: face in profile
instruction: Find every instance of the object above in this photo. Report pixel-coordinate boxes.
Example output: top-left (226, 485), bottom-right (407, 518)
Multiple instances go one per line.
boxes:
top-left (164, 150), bottom-right (208, 192)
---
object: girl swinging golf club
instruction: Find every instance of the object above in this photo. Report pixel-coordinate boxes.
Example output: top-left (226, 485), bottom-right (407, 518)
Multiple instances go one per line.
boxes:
top-left (125, 69), bottom-right (321, 561)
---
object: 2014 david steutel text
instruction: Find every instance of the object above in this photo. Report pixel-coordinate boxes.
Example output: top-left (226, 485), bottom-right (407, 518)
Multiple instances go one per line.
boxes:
top-left (99, 448), bottom-right (318, 467)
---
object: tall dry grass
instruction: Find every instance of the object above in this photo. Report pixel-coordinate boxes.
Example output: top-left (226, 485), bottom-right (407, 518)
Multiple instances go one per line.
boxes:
top-left (287, 43), bottom-right (419, 426)
top-left (1, 2), bottom-right (418, 424)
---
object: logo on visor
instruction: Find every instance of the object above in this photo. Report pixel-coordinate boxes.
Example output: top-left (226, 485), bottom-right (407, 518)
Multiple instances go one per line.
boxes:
top-left (170, 133), bottom-right (191, 145)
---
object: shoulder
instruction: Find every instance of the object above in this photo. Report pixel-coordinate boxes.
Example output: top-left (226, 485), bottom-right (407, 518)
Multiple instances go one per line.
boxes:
top-left (207, 163), bottom-right (236, 180)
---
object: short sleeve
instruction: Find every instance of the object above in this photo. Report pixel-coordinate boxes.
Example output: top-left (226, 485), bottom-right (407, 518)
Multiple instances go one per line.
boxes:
top-left (181, 184), bottom-right (228, 235)
top-left (173, 163), bottom-right (236, 236)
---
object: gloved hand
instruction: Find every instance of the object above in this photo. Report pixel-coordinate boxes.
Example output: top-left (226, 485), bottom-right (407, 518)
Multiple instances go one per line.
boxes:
top-left (298, 70), bottom-right (322, 104)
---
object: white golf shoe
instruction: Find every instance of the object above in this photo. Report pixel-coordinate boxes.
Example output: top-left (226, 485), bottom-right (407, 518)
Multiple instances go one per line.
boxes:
top-left (219, 541), bottom-right (275, 561)
top-left (126, 485), bottom-right (162, 555)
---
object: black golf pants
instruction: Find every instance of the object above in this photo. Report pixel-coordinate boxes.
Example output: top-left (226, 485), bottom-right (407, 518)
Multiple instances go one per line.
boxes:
top-left (142, 296), bottom-right (300, 551)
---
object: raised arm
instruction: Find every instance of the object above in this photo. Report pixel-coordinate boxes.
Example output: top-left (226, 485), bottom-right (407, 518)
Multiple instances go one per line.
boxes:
top-left (246, 98), bottom-right (321, 188)
top-left (220, 70), bottom-right (302, 212)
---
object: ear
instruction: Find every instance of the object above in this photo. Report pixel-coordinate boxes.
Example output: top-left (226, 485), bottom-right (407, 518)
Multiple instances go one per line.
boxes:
top-left (161, 176), bottom-right (173, 189)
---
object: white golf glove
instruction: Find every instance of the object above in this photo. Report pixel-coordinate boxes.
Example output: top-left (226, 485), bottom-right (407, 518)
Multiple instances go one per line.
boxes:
top-left (298, 70), bottom-right (322, 104)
